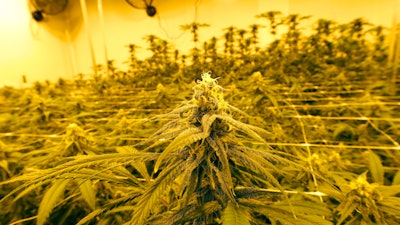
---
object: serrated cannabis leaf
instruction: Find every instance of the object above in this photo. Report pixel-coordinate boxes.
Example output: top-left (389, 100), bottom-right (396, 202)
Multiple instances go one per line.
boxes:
top-left (37, 179), bottom-right (70, 225)
top-left (78, 179), bottom-right (97, 210)
top-left (392, 171), bottom-right (400, 185)
top-left (153, 127), bottom-right (204, 172)
top-left (368, 150), bottom-right (384, 184)
top-left (129, 160), bottom-right (186, 225)
top-left (222, 202), bottom-right (251, 225)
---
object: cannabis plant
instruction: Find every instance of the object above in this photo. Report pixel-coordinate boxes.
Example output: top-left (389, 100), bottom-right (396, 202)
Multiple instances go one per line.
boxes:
top-left (1, 9), bottom-right (399, 225)
top-left (1, 72), bottom-right (333, 225)
top-left (0, 123), bottom-right (105, 225)
top-left (321, 151), bottom-right (400, 225)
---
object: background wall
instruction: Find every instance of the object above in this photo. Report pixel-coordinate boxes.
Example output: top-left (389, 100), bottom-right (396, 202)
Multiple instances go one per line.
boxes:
top-left (0, 0), bottom-right (82, 86)
top-left (0, 0), bottom-right (398, 87)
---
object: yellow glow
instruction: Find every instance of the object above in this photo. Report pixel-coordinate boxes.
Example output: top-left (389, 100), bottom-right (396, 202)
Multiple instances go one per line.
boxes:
top-left (0, 1), bottom-right (31, 67)
top-left (0, 1), bottom-right (72, 86)
top-left (0, 0), bottom-right (398, 86)
top-left (0, 1), bottom-right (29, 28)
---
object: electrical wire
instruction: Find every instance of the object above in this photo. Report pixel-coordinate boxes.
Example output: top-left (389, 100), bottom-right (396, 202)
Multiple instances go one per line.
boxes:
top-left (287, 115), bottom-right (400, 122)
top-left (156, 0), bottom-right (201, 40)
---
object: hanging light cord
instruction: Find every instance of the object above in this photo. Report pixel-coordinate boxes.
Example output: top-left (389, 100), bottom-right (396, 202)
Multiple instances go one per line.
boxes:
top-left (156, 0), bottom-right (201, 40)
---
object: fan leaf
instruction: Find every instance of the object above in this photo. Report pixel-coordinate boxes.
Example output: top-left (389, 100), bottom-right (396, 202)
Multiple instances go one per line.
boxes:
top-left (78, 179), bottom-right (97, 210)
top-left (130, 159), bottom-right (186, 225)
top-left (336, 197), bottom-right (358, 225)
top-left (117, 146), bottom-right (151, 182)
top-left (154, 127), bottom-right (204, 173)
top-left (240, 199), bottom-right (333, 225)
top-left (207, 137), bottom-right (235, 201)
top-left (222, 202), bottom-right (251, 225)
top-left (215, 114), bottom-right (265, 143)
top-left (368, 150), bottom-right (384, 184)
top-left (392, 171), bottom-right (400, 185)
top-left (76, 208), bottom-right (104, 225)
top-left (37, 179), bottom-right (70, 225)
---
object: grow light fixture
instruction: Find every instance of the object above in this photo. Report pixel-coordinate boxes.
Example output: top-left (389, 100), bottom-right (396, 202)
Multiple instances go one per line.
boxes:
top-left (30, 0), bottom-right (68, 22)
top-left (125, 0), bottom-right (157, 17)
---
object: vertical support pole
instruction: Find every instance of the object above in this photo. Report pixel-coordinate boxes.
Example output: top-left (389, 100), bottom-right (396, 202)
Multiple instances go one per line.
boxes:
top-left (65, 29), bottom-right (78, 79)
top-left (389, 0), bottom-right (400, 84)
top-left (79, 0), bottom-right (98, 77)
top-left (97, 0), bottom-right (109, 77)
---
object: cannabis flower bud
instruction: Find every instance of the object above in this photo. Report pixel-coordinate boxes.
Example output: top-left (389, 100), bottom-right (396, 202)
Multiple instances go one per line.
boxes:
top-left (192, 72), bottom-right (226, 113)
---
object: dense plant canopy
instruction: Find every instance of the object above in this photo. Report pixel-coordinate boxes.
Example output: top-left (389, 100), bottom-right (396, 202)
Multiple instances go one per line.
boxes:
top-left (1, 11), bottom-right (400, 225)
